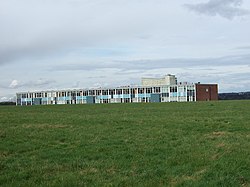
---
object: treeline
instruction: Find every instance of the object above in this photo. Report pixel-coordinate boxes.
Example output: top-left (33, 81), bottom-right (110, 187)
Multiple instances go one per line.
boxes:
top-left (0, 102), bottom-right (16, 105)
top-left (219, 92), bottom-right (250, 100)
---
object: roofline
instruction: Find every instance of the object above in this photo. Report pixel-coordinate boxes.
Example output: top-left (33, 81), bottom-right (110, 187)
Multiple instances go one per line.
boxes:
top-left (16, 83), bottom-right (195, 94)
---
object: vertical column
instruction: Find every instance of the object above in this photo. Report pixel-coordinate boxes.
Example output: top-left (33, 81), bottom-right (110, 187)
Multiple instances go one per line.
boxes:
top-left (82, 90), bottom-right (84, 104)
top-left (25, 93), bottom-right (27, 106)
top-left (121, 88), bottom-right (123, 103)
top-left (100, 89), bottom-right (103, 104)
top-left (108, 89), bottom-right (110, 103)
top-left (177, 86), bottom-right (179, 102)
top-left (194, 85), bottom-right (196, 102)
top-left (136, 88), bottom-right (139, 102)
top-left (129, 88), bottom-right (131, 103)
top-left (169, 87), bottom-right (171, 102)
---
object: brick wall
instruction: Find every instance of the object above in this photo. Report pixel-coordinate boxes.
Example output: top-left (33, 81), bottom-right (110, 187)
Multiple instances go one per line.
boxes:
top-left (195, 84), bottom-right (218, 101)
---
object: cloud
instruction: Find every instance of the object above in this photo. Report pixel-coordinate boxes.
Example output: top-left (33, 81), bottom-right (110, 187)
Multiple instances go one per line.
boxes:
top-left (9, 80), bottom-right (19, 88)
top-left (8, 79), bottom-right (56, 89)
top-left (0, 97), bottom-right (9, 102)
top-left (234, 45), bottom-right (250, 50)
top-left (49, 53), bottom-right (250, 73)
top-left (0, 0), bottom-right (167, 65)
top-left (0, 95), bottom-right (16, 102)
top-left (185, 0), bottom-right (250, 19)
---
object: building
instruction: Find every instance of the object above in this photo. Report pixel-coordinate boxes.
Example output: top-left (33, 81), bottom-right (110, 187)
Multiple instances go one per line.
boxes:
top-left (16, 74), bottom-right (218, 106)
top-left (195, 83), bottom-right (218, 101)
top-left (142, 74), bottom-right (177, 86)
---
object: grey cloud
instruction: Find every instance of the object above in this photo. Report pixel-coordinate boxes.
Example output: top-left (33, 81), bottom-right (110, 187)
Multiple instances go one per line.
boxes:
top-left (48, 53), bottom-right (250, 73)
top-left (185, 0), bottom-right (250, 19)
top-left (87, 76), bottom-right (107, 79)
top-left (0, 0), bottom-right (164, 65)
top-left (234, 46), bottom-right (250, 50)
top-left (111, 54), bottom-right (250, 72)
top-left (8, 79), bottom-right (56, 89)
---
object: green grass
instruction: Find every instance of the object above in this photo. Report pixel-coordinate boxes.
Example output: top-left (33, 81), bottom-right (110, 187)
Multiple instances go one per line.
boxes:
top-left (0, 101), bottom-right (250, 186)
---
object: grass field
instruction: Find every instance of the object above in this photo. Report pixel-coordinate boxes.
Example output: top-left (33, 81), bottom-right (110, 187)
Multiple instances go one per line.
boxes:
top-left (0, 100), bottom-right (250, 186)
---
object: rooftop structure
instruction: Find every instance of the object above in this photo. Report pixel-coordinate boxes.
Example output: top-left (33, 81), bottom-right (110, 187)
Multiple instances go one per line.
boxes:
top-left (141, 74), bottom-right (177, 86)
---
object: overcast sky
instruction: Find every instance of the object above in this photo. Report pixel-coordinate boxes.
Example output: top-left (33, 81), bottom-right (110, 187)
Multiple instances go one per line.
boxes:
top-left (1, 0), bottom-right (250, 101)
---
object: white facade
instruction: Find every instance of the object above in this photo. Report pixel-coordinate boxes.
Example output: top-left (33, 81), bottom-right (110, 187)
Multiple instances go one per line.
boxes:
top-left (16, 84), bottom-right (196, 106)
top-left (141, 74), bottom-right (177, 86)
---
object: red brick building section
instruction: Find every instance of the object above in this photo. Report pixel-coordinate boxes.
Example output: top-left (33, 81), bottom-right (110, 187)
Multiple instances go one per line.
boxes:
top-left (195, 83), bottom-right (218, 101)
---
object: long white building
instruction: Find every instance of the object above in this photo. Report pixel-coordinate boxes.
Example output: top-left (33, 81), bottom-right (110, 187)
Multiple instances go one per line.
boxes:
top-left (16, 74), bottom-right (218, 106)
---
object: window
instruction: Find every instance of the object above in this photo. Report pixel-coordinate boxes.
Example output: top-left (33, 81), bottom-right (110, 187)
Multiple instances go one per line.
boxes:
top-left (131, 88), bottom-right (137, 94)
top-left (36, 93), bottom-right (42, 97)
top-left (154, 87), bottom-right (161, 93)
top-left (124, 98), bottom-right (130, 103)
top-left (83, 91), bottom-right (88, 96)
top-left (146, 88), bottom-right (152, 93)
top-left (187, 90), bottom-right (194, 97)
top-left (109, 89), bottom-right (115, 95)
top-left (89, 90), bottom-right (95, 96)
top-left (96, 90), bottom-right (101, 95)
top-left (102, 99), bottom-right (109, 103)
top-left (17, 94), bottom-right (21, 99)
top-left (21, 94), bottom-right (27, 98)
top-left (161, 93), bottom-right (169, 97)
top-left (138, 88), bottom-right (144, 94)
top-left (170, 87), bottom-right (177, 92)
top-left (59, 92), bottom-right (65, 97)
top-left (116, 89), bottom-right (122, 95)
top-left (102, 90), bottom-right (108, 95)
top-left (123, 89), bottom-right (129, 94)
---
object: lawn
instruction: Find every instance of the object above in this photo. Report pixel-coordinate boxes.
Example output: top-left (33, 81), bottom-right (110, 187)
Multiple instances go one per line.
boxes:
top-left (0, 101), bottom-right (250, 186)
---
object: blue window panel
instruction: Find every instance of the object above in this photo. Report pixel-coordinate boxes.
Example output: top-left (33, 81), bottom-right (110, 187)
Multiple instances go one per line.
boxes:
top-left (151, 94), bottom-right (161, 102)
top-left (75, 96), bottom-right (86, 100)
top-left (58, 97), bottom-right (66, 101)
top-left (100, 95), bottom-right (110, 99)
top-left (137, 94), bottom-right (151, 98)
top-left (113, 95), bottom-right (122, 99)
top-left (22, 98), bottom-right (32, 102)
top-left (76, 96), bottom-right (87, 100)
top-left (123, 94), bottom-right (131, 98)
top-left (178, 92), bottom-right (187, 97)
top-left (137, 94), bottom-right (145, 98)
top-left (42, 97), bottom-right (48, 101)
top-left (64, 96), bottom-right (71, 100)
top-left (170, 93), bottom-right (177, 97)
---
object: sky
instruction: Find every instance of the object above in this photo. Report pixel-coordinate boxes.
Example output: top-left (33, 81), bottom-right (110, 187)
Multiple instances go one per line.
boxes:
top-left (1, 0), bottom-right (250, 101)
